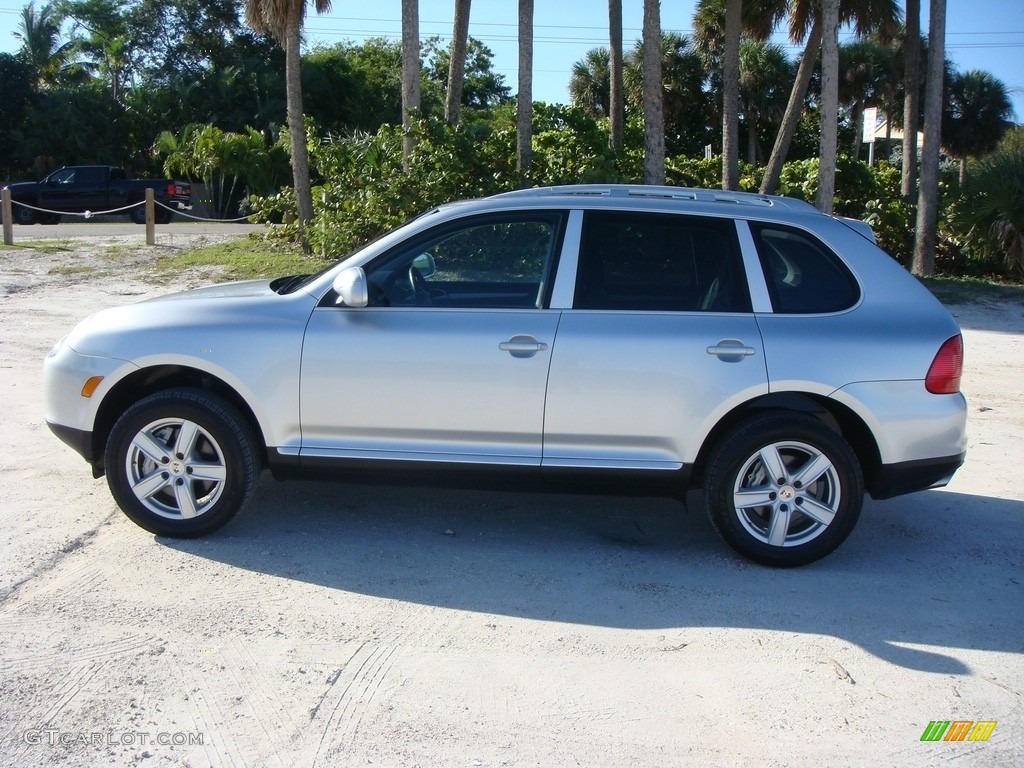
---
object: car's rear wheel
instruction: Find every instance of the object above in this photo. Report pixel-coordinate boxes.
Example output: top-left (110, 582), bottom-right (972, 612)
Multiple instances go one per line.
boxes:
top-left (105, 388), bottom-right (259, 537)
top-left (704, 412), bottom-right (863, 567)
top-left (128, 203), bottom-right (147, 224)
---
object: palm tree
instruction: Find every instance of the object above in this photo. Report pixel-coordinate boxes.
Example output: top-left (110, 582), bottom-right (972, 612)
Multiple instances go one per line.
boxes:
top-left (942, 69), bottom-right (1013, 185)
top-left (693, 0), bottom-right (785, 188)
top-left (245, 0), bottom-right (332, 246)
top-left (721, 0), bottom-right (742, 189)
top-left (911, 0), bottom-right (946, 277)
top-left (608, 0), bottom-right (624, 151)
top-left (955, 133), bottom-right (1024, 275)
top-left (626, 33), bottom-right (707, 158)
top-left (816, 0), bottom-right (840, 213)
top-left (838, 39), bottom-right (894, 158)
top-left (738, 40), bottom-right (792, 165)
top-left (901, 0), bottom-right (920, 197)
top-left (569, 48), bottom-right (611, 118)
top-left (641, 0), bottom-right (664, 185)
top-left (759, 0), bottom-right (901, 196)
top-left (14, 1), bottom-right (88, 88)
top-left (401, 0), bottom-right (420, 160)
top-left (517, 0), bottom-right (534, 183)
top-left (445, 0), bottom-right (471, 124)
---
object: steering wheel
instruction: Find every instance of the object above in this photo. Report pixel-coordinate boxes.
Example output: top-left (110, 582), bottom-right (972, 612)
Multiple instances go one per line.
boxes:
top-left (409, 265), bottom-right (432, 306)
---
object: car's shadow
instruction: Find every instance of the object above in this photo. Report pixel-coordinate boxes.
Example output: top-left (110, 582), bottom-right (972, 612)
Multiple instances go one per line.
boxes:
top-left (161, 476), bottom-right (1024, 674)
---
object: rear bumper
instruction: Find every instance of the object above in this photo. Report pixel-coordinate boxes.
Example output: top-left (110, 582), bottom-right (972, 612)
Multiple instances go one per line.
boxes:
top-left (869, 452), bottom-right (966, 499)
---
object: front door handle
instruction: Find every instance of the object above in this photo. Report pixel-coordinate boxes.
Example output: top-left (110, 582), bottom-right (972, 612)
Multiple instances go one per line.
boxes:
top-left (707, 339), bottom-right (756, 362)
top-left (499, 335), bottom-right (549, 358)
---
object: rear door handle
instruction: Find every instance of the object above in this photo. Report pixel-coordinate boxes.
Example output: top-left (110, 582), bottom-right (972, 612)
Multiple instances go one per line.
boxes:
top-left (707, 339), bottom-right (756, 361)
top-left (500, 335), bottom-right (549, 358)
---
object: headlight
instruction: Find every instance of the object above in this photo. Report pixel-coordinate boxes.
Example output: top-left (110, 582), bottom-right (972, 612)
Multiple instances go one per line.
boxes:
top-left (47, 336), bottom-right (66, 358)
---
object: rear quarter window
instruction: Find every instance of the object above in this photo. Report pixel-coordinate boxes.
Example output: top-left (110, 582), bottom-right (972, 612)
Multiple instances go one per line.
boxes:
top-left (751, 224), bottom-right (860, 314)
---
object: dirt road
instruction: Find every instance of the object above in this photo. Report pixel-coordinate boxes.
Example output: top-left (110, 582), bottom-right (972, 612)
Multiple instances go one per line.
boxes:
top-left (1, 235), bottom-right (1021, 767)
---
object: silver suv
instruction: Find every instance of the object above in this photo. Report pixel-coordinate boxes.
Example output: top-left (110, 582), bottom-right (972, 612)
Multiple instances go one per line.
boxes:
top-left (43, 185), bottom-right (967, 566)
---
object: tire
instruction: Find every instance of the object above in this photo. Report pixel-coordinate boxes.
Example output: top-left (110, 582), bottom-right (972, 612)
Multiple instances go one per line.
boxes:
top-left (704, 412), bottom-right (864, 567)
top-left (39, 212), bottom-right (61, 225)
top-left (128, 203), bottom-right (147, 224)
top-left (104, 388), bottom-right (259, 537)
top-left (13, 201), bottom-right (36, 225)
top-left (155, 208), bottom-right (174, 225)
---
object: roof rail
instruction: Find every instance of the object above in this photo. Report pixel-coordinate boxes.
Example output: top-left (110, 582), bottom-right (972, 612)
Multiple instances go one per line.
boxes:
top-left (492, 184), bottom-right (818, 211)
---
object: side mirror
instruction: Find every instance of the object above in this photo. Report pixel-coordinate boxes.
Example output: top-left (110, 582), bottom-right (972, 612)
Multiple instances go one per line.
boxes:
top-left (411, 253), bottom-right (436, 278)
top-left (332, 266), bottom-right (368, 307)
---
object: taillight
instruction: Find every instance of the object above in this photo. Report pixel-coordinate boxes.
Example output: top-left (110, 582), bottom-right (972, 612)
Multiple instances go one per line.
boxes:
top-left (925, 334), bottom-right (963, 394)
top-left (166, 183), bottom-right (176, 196)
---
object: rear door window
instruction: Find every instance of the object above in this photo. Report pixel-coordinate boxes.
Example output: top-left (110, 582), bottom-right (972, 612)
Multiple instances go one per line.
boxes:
top-left (574, 211), bottom-right (750, 312)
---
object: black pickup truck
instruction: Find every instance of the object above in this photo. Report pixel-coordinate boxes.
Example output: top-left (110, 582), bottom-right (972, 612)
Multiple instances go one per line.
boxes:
top-left (3, 165), bottom-right (191, 225)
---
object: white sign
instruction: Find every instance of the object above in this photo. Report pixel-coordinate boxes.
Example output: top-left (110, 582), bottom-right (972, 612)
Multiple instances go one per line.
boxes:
top-left (862, 107), bottom-right (877, 144)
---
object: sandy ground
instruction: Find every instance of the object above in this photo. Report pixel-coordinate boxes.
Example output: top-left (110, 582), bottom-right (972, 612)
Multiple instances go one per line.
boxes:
top-left (0, 233), bottom-right (1021, 767)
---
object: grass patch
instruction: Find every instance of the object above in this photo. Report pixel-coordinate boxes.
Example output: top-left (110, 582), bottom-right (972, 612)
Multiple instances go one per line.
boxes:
top-left (48, 264), bottom-right (98, 276)
top-left (921, 276), bottom-right (1024, 306)
top-left (3, 240), bottom-right (75, 253)
top-left (152, 237), bottom-right (326, 282)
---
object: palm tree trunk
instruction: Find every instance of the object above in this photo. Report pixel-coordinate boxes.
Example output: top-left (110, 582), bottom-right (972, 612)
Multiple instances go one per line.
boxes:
top-left (642, 0), bottom-right (664, 185)
top-left (760, 17), bottom-right (822, 195)
top-left (517, 0), bottom-right (534, 184)
top-left (445, 0), bottom-right (471, 125)
top-left (721, 0), bottom-right (742, 190)
top-left (401, 0), bottom-right (421, 160)
top-left (608, 0), bottom-right (624, 151)
top-left (901, 0), bottom-right (921, 198)
top-left (816, 0), bottom-right (840, 213)
top-left (912, 0), bottom-right (946, 277)
top-left (284, 14), bottom-right (314, 245)
top-left (748, 120), bottom-right (759, 166)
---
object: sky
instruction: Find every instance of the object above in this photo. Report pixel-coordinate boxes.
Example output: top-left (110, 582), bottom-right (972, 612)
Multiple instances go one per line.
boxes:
top-left (1, 0), bottom-right (1022, 123)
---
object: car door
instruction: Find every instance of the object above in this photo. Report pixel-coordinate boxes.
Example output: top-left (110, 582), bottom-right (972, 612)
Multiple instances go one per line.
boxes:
top-left (44, 167), bottom-right (108, 211)
top-left (299, 212), bottom-right (566, 465)
top-left (542, 210), bottom-right (769, 470)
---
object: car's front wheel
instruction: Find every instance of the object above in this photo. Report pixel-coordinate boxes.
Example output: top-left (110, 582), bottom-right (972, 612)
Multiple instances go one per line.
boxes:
top-left (105, 388), bottom-right (259, 537)
top-left (704, 413), bottom-right (863, 567)
top-left (12, 201), bottom-right (36, 225)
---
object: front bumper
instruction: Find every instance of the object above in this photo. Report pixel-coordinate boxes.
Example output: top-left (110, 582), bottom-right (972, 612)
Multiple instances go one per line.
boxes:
top-left (46, 421), bottom-right (95, 465)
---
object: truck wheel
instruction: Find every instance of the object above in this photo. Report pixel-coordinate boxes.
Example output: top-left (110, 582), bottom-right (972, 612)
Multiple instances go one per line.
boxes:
top-left (104, 388), bottom-right (260, 537)
top-left (13, 201), bottom-right (36, 225)
top-left (39, 213), bottom-right (61, 225)
top-left (129, 203), bottom-right (147, 224)
top-left (155, 209), bottom-right (174, 224)
top-left (704, 412), bottom-right (864, 567)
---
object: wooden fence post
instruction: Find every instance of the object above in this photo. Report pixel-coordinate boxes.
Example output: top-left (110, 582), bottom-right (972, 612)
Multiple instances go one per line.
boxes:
top-left (2, 187), bottom-right (13, 246)
top-left (145, 188), bottom-right (155, 246)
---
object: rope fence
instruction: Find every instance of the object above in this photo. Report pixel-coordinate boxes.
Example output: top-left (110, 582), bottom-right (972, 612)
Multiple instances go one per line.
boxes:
top-left (2, 186), bottom-right (256, 246)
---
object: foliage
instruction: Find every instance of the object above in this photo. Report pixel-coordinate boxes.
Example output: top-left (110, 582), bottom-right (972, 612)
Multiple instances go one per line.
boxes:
top-left (529, 104), bottom-right (622, 186)
top-left (250, 117), bottom-right (514, 257)
top-left (155, 124), bottom-right (288, 219)
top-left (941, 69), bottom-right (1014, 165)
top-left (950, 131), bottom-right (1024, 276)
top-left (422, 36), bottom-right (511, 111)
top-left (152, 236), bottom-right (314, 282)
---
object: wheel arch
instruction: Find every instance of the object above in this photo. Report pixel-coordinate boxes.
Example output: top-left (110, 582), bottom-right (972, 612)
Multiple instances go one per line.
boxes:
top-left (91, 365), bottom-right (266, 477)
top-left (691, 392), bottom-right (882, 491)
